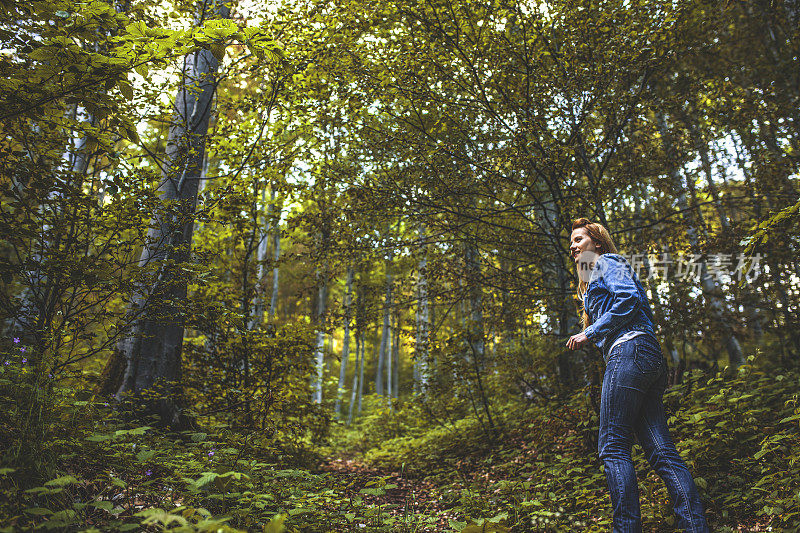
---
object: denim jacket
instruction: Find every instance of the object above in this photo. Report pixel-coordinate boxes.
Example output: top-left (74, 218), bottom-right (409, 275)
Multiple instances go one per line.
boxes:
top-left (583, 253), bottom-right (656, 359)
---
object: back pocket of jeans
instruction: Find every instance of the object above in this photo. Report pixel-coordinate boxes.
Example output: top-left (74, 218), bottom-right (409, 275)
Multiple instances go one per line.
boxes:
top-left (633, 340), bottom-right (662, 375)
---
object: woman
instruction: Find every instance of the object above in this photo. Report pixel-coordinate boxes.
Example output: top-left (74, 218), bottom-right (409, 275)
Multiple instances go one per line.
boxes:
top-left (565, 218), bottom-right (709, 533)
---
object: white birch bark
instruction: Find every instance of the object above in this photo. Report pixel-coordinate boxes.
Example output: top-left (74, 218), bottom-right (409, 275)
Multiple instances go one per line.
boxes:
top-left (656, 111), bottom-right (744, 368)
top-left (415, 227), bottom-right (430, 394)
top-left (117, 0), bottom-right (232, 424)
top-left (250, 187), bottom-right (275, 329)
top-left (335, 267), bottom-right (354, 417)
top-left (311, 272), bottom-right (328, 403)
top-left (268, 201), bottom-right (282, 320)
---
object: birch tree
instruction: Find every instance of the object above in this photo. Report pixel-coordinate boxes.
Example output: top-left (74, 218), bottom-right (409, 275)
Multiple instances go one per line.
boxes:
top-left (655, 109), bottom-right (745, 368)
top-left (375, 253), bottom-right (393, 397)
top-left (311, 250), bottom-right (329, 404)
top-left (414, 226), bottom-right (431, 394)
top-left (335, 266), bottom-right (354, 417)
top-left (115, 0), bottom-right (232, 424)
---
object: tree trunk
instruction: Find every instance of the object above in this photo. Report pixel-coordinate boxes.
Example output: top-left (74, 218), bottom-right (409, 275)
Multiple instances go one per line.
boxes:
top-left (250, 187), bottom-right (275, 329)
top-left (683, 115), bottom-right (771, 352)
top-left (115, 0), bottom-right (231, 425)
top-left (529, 180), bottom-right (578, 384)
top-left (349, 279), bottom-right (366, 423)
top-left (464, 240), bottom-right (485, 366)
top-left (268, 199), bottom-right (282, 321)
top-left (335, 267), bottom-right (354, 417)
top-left (375, 263), bottom-right (393, 397)
top-left (677, 108), bottom-right (732, 231)
top-left (656, 111), bottom-right (744, 369)
top-left (391, 308), bottom-right (400, 399)
top-left (414, 228), bottom-right (430, 394)
top-left (632, 194), bottom-right (682, 376)
top-left (347, 334), bottom-right (362, 425)
top-left (358, 335), bottom-right (366, 412)
top-left (464, 239), bottom-right (496, 438)
top-left (311, 268), bottom-right (328, 403)
top-left (386, 310), bottom-right (393, 400)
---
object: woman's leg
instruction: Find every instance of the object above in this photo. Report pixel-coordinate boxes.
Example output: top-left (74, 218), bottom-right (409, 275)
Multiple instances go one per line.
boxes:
top-left (633, 365), bottom-right (709, 532)
top-left (598, 341), bottom-right (653, 533)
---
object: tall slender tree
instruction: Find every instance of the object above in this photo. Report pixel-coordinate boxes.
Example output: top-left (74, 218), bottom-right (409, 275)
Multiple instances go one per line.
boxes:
top-left (335, 266), bottom-right (354, 416)
top-left (115, 0), bottom-right (232, 424)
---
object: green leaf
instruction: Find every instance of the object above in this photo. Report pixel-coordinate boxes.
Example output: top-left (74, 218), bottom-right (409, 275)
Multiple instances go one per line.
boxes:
top-left (51, 509), bottom-right (77, 521)
top-left (45, 475), bottom-right (78, 487)
top-left (92, 501), bottom-right (114, 511)
top-left (125, 21), bottom-right (149, 39)
top-left (136, 450), bottom-right (156, 463)
top-left (488, 512), bottom-right (508, 523)
top-left (461, 524), bottom-right (512, 533)
top-left (193, 472), bottom-right (218, 488)
top-left (449, 519), bottom-right (467, 531)
top-left (123, 125), bottom-right (139, 144)
top-left (118, 81), bottom-right (134, 101)
top-left (210, 43), bottom-right (226, 62)
top-left (200, 19), bottom-right (238, 40)
top-left (24, 486), bottom-right (62, 495)
top-left (218, 471), bottom-right (250, 481)
top-left (25, 507), bottom-right (53, 516)
top-left (264, 514), bottom-right (287, 533)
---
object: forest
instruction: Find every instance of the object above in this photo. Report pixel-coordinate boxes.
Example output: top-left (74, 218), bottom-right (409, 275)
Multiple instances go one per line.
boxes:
top-left (0, 0), bottom-right (799, 530)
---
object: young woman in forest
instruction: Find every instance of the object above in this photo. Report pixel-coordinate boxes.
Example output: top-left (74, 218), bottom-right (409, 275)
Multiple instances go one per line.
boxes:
top-left (565, 218), bottom-right (709, 532)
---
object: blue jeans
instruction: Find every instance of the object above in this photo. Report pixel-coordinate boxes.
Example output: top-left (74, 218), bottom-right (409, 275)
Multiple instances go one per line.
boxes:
top-left (599, 334), bottom-right (709, 532)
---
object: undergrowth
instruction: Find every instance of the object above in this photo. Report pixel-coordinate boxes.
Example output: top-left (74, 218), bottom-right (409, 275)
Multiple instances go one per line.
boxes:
top-left (0, 386), bottom-right (436, 531)
top-left (3, 355), bottom-right (799, 532)
top-left (328, 358), bottom-right (800, 532)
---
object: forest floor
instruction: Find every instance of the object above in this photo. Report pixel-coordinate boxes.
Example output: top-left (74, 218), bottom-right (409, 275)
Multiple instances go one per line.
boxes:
top-left (4, 362), bottom-right (798, 532)
top-left (318, 448), bottom-right (777, 533)
top-left (314, 378), bottom-right (795, 533)
top-left (319, 456), bottom-right (456, 530)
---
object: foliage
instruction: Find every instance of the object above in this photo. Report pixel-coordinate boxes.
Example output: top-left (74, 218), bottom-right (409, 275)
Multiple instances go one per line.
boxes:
top-left (0, 388), bottom-right (436, 531)
top-left (347, 358), bottom-right (800, 531)
top-left (1, 0), bottom-right (800, 530)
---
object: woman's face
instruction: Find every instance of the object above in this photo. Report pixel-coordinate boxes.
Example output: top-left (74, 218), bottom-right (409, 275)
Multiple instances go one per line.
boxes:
top-left (569, 227), bottom-right (600, 269)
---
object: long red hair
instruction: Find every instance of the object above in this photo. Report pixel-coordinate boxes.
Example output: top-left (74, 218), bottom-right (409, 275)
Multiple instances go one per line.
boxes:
top-left (572, 218), bottom-right (618, 330)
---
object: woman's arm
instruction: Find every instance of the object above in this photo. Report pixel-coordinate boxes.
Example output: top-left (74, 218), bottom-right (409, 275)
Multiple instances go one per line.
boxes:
top-left (583, 256), bottom-right (643, 344)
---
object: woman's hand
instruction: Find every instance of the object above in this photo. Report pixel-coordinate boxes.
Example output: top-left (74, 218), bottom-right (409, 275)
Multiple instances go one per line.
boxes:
top-left (566, 332), bottom-right (590, 350)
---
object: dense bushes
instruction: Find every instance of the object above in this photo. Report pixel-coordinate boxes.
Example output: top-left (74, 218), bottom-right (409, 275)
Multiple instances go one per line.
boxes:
top-left (0, 389), bottom-right (427, 531)
top-left (5, 329), bottom-right (798, 532)
top-left (1, 321), bottom-right (351, 532)
top-left (343, 358), bottom-right (800, 531)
